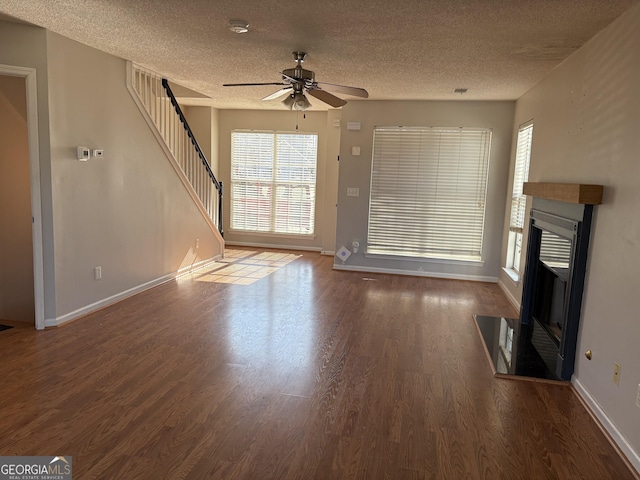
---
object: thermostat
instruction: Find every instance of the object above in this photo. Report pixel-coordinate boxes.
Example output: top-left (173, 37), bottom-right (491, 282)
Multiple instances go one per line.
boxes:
top-left (77, 146), bottom-right (90, 161)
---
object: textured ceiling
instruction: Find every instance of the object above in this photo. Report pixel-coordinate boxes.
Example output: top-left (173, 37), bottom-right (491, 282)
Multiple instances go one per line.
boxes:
top-left (0, 0), bottom-right (637, 110)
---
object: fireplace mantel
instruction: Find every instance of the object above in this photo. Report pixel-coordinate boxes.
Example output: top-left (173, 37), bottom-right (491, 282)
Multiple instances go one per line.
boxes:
top-left (523, 182), bottom-right (603, 205)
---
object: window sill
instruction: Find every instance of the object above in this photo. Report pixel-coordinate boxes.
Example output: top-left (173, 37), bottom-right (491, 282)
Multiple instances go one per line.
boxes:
top-left (365, 251), bottom-right (484, 267)
top-left (502, 267), bottom-right (520, 284)
top-left (228, 229), bottom-right (316, 241)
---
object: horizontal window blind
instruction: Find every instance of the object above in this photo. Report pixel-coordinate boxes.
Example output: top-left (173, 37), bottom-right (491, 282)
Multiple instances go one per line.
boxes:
top-left (368, 127), bottom-right (492, 261)
top-left (510, 122), bottom-right (533, 232)
top-left (540, 230), bottom-right (572, 269)
top-left (231, 131), bottom-right (317, 235)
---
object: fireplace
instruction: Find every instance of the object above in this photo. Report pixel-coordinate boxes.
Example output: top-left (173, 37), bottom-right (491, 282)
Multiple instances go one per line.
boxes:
top-left (475, 183), bottom-right (602, 381)
top-left (519, 184), bottom-right (602, 380)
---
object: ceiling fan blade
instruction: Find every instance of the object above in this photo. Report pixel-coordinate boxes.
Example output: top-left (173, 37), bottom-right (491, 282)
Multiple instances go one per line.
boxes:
top-left (262, 87), bottom-right (293, 101)
top-left (307, 89), bottom-right (347, 108)
top-left (223, 82), bottom-right (288, 87)
top-left (316, 82), bottom-right (369, 98)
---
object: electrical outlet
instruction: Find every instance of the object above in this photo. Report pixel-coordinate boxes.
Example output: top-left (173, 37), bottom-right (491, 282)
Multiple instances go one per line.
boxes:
top-left (636, 384), bottom-right (640, 408)
top-left (195, 238), bottom-right (200, 249)
top-left (94, 266), bottom-right (102, 280)
top-left (613, 362), bottom-right (621, 385)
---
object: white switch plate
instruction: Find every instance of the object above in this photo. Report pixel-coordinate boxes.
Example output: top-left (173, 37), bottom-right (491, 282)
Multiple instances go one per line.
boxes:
top-left (94, 266), bottom-right (102, 280)
top-left (636, 384), bottom-right (640, 408)
top-left (351, 146), bottom-right (361, 156)
top-left (347, 187), bottom-right (360, 197)
top-left (93, 149), bottom-right (104, 158)
top-left (347, 121), bottom-right (361, 131)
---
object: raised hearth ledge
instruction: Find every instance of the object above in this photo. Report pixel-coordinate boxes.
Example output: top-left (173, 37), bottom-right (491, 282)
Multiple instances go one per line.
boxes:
top-left (472, 315), bottom-right (570, 385)
top-left (523, 182), bottom-right (603, 205)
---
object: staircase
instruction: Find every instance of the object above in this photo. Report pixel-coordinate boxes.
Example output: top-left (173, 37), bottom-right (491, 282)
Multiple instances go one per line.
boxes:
top-left (126, 62), bottom-right (223, 240)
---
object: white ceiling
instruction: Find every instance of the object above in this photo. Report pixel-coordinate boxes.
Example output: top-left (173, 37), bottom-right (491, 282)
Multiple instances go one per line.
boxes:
top-left (1, 0), bottom-right (637, 110)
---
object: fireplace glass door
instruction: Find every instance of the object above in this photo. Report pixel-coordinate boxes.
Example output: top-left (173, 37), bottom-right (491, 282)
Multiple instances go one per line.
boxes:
top-left (533, 230), bottom-right (573, 345)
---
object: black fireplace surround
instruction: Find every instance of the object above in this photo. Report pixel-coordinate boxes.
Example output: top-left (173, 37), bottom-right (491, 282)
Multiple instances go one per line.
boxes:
top-left (519, 197), bottom-right (594, 380)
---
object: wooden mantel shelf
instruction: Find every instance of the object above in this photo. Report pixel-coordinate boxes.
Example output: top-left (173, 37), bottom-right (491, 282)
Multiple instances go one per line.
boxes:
top-left (523, 182), bottom-right (603, 205)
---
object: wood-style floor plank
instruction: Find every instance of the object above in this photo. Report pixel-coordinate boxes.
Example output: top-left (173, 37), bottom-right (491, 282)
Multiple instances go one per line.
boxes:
top-left (0, 248), bottom-right (636, 479)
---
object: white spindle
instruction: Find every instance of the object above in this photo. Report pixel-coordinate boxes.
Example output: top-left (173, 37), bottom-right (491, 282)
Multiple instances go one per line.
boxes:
top-left (130, 64), bottom-right (221, 232)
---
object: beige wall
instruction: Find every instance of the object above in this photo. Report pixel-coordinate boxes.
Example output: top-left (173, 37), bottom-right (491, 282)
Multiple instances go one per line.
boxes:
top-left (499, 3), bottom-right (640, 466)
top-left (321, 110), bottom-right (341, 254)
top-left (183, 105), bottom-right (220, 176)
top-left (0, 76), bottom-right (34, 323)
top-left (335, 100), bottom-right (515, 280)
top-left (218, 109), bottom-right (339, 253)
top-left (45, 32), bottom-right (222, 319)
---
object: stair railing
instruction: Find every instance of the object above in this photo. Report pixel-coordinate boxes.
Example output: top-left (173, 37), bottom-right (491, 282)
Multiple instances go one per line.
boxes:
top-left (128, 63), bottom-right (223, 236)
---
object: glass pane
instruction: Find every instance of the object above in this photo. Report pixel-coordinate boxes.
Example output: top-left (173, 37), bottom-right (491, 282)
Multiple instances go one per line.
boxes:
top-left (539, 230), bottom-right (572, 271)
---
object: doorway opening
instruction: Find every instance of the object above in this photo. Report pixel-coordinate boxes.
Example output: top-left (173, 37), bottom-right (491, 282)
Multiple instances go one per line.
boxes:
top-left (0, 65), bottom-right (44, 330)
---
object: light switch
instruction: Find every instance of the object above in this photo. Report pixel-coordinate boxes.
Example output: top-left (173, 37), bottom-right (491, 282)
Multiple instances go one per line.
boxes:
top-left (347, 187), bottom-right (360, 197)
top-left (352, 146), bottom-right (361, 156)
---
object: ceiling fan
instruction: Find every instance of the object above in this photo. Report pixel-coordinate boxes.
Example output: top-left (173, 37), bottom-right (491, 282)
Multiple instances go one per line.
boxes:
top-left (223, 51), bottom-right (369, 110)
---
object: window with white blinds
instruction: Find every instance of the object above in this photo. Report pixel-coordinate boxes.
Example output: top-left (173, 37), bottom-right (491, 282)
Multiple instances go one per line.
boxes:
top-left (510, 122), bottom-right (534, 233)
top-left (367, 127), bottom-right (492, 261)
top-left (506, 121), bottom-right (533, 274)
top-left (230, 131), bottom-right (318, 235)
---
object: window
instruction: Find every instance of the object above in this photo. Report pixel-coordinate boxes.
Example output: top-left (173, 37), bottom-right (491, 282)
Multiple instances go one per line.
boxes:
top-left (230, 131), bottom-right (318, 235)
top-left (367, 127), bottom-right (492, 262)
top-left (506, 121), bottom-right (533, 276)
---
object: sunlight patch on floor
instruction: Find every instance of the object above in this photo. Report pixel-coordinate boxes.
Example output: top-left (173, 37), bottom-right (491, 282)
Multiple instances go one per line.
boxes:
top-left (195, 249), bottom-right (301, 285)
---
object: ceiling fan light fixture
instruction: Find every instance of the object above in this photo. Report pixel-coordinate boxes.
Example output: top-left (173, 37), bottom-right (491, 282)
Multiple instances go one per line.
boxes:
top-left (294, 93), bottom-right (311, 111)
top-left (228, 20), bottom-right (249, 34)
top-left (282, 94), bottom-right (296, 109)
top-left (282, 92), bottom-right (311, 111)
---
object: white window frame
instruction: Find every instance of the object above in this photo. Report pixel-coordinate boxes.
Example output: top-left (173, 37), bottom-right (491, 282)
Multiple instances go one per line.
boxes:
top-left (504, 121), bottom-right (533, 280)
top-left (366, 126), bottom-right (492, 263)
top-left (230, 131), bottom-right (318, 236)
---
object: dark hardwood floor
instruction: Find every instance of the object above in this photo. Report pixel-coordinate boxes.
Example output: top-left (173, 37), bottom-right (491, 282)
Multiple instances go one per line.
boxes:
top-left (0, 249), bottom-right (636, 479)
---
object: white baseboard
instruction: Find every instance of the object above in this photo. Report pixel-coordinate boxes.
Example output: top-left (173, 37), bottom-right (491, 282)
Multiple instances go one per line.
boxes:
top-left (498, 279), bottom-right (521, 311)
top-left (321, 250), bottom-right (336, 256)
top-left (45, 256), bottom-right (220, 328)
top-left (225, 241), bottom-right (321, 253)
top-left (573, 379), bottom-right (640, 475)
top-left (332, 263), bottom-right (498, 283)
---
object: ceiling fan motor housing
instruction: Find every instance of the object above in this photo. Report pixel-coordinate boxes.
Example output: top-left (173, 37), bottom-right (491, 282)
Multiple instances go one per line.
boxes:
top-left (283, 67), bottom-right (315, 83)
